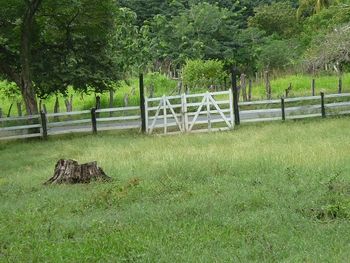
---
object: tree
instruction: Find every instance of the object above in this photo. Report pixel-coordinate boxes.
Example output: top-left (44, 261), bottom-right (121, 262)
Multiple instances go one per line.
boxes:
top-left (305, 23), bottom-right (350, 72)
top-left (0, 0), bottom-right (123, 115)
top-left (33, 0), bottom-right (121, 97)
top-left (300, 3), bottom-right (350, 47)
top-left (257, 39), bottom-right (298, 71)
top-left (146, 2), bottom-right (241, 69)
top-left (248, 1), bottom-right (299, 38)
top-left (297, 0), bottom-right (340, 17)
top-left (0, 0), bottom-right (42, 115)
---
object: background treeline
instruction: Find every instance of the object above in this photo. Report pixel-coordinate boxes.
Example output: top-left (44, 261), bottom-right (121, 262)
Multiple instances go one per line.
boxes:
top-left (0, 0), bottom-right (350, 115)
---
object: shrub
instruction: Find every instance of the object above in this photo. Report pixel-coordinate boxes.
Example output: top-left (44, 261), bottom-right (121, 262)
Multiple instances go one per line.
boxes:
top-left (182, 59), bottom-right (228, 89)
top-left (144, 72), bottom-right (177, 96)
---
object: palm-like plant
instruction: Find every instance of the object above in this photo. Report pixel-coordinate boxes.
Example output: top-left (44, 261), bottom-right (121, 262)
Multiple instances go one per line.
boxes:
top-left (297, 0), bottom-right (340, 17)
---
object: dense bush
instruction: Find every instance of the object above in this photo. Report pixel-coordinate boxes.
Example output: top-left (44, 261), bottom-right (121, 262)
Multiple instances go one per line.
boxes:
top-left (182, 59), bottom-right (228, 89)
top-left (144, 72), bottom-right (177, 96)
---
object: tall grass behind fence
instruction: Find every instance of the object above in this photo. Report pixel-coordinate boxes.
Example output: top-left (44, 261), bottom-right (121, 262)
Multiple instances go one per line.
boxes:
top-left (1, 91), bottom-right (350, 141)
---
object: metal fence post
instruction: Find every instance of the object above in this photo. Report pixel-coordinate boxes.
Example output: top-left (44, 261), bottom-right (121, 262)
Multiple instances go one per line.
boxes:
top-left (91, 108), bottom-right (97, 134)
top-left (321, 92), bottom-right (326, 118)
top-left (40, 111), bottom-right (48, 139)
top-left (281, 97), bottom-right (286, 121)
top-left (231, 67), bottom-right (240, 125)
top-left (139, 73), bottom-right (146, 133)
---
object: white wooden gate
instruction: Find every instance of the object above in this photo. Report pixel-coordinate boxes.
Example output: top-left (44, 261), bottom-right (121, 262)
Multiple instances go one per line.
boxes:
top-left (145, 90), bottom-right (234, 134)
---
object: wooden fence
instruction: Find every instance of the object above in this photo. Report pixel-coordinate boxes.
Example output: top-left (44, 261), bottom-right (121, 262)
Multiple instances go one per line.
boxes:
top-left (145, 90), bottom-right (234, 134)
top-left (0, 91), bottom-right (350, 141)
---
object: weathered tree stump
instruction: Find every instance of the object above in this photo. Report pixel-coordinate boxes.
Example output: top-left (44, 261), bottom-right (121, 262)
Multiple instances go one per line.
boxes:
top-left (45, 159), bottom-right (111, 185)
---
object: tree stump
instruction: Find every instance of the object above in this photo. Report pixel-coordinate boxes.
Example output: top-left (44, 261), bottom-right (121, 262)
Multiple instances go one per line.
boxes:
top-left (45, 159), bottom-right (111, 185)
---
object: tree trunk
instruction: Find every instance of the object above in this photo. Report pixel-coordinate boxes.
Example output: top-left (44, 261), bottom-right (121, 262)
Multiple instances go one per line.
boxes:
top-left (149, 84), bottom-right (154, 98)
top-left (248, 79), bottom-right (252, 101)
top-left (109, 90), bottom-right (114, 106)
top-left (54, 96), bottom-right (60, 113)
top-left (123, 93), bottom-right (129, 107)
top-left (65, 95), bottom-right (73, 112)
top-left (240, 74), bottom-right (247, 102)
top-left (7, 103), bottom-right (13, 117)
top-left (42, 103), bottom-right (47, 114)
top-left (95, 95), bottom-right (101, 110)
top-left (45, 159), bottom-right (111, 185)
top-left (19, 0), bottom-right (42, 116)
top-left (285, 83), bottom-right (292, 98)
top-left (54, 96), bottom-right (60, 122)
top-left (264, 71), bottom-right (271, 100)
top-left (17, 102), bottom-right (23, 116)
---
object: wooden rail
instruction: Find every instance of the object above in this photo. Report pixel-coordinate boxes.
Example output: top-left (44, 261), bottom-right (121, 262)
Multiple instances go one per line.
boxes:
top-left (0, 92), bottom-right (350, 141)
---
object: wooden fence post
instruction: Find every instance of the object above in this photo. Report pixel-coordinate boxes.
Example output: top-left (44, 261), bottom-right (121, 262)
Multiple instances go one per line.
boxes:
top-left (181, 93), bottom-right (188, 132)
top-left (163, 95), bottom-right (167, 134)
top-left (241, 74), bottom-right (247, 102)
top-left (281, 97), bottom-right (285, 121)
top-left (206, 92), bottom-right (212, 131)
top-left (285, 83), bottom-right (292, 98)
top-left (95, 96), bottom-right (101, 119)
top-left (0, 108), bottom-right (2, 119)
top-left (91, 108), bottom-right (97, 134)
top-left (231, 67), bottom-right (240, 125)
top-left (312, 79), bottom-right (315, 96)
top-left (321, 92), bottom-right (326, 118)
top-left (109, 90), bottom-right (114, 117)
top-left (248, 79), bottom-right (252, 101)
top-left (338, 77), bottom-right (342, 94)
top-left (264, 71), bottom-right (271, 100)
top-left (139, 73), bottom-right (146, 133)
top-left (40, 111), bottom-right (48, 139)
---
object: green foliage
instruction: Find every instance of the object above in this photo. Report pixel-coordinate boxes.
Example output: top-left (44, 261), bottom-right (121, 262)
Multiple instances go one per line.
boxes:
top-left (257, 39), bottom-right (299, 70)
top-left (248, 1), bottom-right (299, 38)
top-left (297, 0), bottom-right (340, 18)
top-left (182, 59), bottom-right (228, 89)
top-left (144, 72), bottom-right (177, 96)
top-left (1, 0), bottom-right (350, 106)
top-left (0, 80), bottom-right (21, 104)
top-left (0, 0), bottom-right (141, 101)
top-left (146, 2), bottom-right (240, 67)
top-left (300, 3), bottom-right (350, 47)
top-left (33, 0), bottom-right (125, 97)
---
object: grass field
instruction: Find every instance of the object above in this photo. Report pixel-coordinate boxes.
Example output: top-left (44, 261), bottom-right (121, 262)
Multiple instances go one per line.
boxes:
top-left (1, 117), bottom-right (350, 261)
top-left (1, 73), bottom-right (349, 117)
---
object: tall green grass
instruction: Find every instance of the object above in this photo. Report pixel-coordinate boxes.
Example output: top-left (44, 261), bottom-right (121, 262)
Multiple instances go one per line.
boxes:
top-left (252, 73), bottom-right (350, 99)
top-left (1, 117), bottom-right (350, 261)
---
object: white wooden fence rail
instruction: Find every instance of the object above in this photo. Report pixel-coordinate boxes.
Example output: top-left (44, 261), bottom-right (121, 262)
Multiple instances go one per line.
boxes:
top-left (0, 92), bottom-right (349, 141)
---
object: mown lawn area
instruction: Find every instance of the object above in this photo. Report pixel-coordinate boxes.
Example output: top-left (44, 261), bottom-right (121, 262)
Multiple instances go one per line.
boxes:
top-left (1, 117), bottom-right (350, 262)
